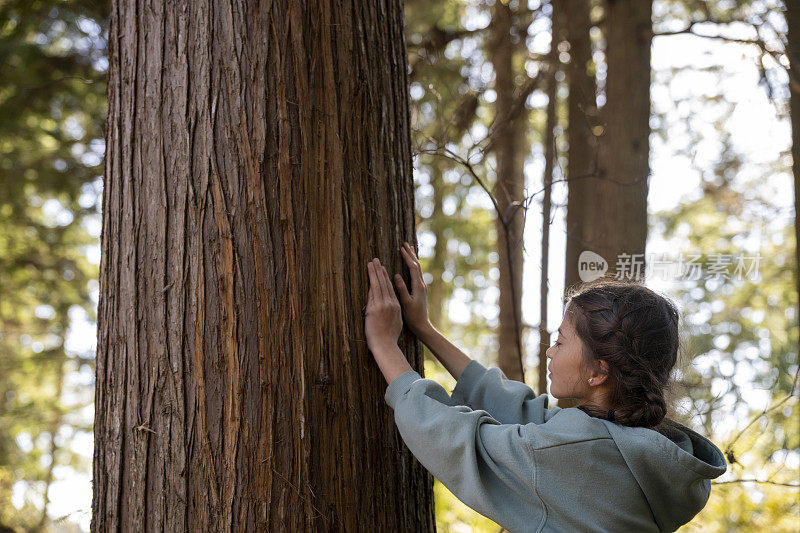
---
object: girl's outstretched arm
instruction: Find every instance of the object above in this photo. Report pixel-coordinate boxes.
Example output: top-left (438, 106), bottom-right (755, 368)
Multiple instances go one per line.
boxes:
top-left (391, 243), bottom-right (555, 425)
top-left (384, 371), bottom-right (546, 533)
top-left (410, 321), bottom-right (472, 380)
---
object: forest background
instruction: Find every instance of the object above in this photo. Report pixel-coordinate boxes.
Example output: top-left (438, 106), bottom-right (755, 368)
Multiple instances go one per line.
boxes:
top-left (0, 0), bottom-right (797, 531)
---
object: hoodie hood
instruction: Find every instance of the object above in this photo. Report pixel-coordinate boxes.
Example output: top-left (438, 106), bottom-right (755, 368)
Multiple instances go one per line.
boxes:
top-left (599, 418), bottom-right (728, 532)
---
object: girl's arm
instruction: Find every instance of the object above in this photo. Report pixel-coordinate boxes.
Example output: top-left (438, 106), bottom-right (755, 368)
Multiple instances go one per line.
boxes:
top-left (384, 371), bottom-right (545, 533)
top-left (449, 359), bottom-right (558, 425)
top-left (390, 243), bottom-right (557, 425)
top-left (410, 321), bottom-right (471, 380)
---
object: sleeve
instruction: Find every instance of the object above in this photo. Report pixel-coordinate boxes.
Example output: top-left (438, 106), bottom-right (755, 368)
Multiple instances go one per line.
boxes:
top-left (384, 371), bottom-right (546, 532)
top-left (449, 359), bottom-right (559, 425)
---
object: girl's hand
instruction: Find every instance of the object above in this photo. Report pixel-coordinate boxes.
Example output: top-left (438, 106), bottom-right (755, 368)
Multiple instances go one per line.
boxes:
top-left (393, 242), bottom-right (431, 336)
top-left (365, 258), bottom-right (403, 352)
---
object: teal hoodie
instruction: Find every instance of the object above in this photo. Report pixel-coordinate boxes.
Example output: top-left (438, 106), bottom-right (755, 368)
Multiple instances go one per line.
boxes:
top-left (384, 359), bottom-right (728, 533)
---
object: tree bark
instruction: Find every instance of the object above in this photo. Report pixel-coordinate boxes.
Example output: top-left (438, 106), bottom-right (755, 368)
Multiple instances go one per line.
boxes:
top-left (563, 0), bottom-right (600, 293)
top-left (491, 1), bottom-right (527, 381)
top-left (92, 1), bottom-right (434, 531)
top-left (588, 0), bottom-right (652, 281)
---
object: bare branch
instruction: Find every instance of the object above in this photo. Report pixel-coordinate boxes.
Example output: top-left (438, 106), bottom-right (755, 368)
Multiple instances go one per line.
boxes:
top-left (724, 363), bottom-right (800, 454)
top-left (713, 479), bottom-right (799, 488)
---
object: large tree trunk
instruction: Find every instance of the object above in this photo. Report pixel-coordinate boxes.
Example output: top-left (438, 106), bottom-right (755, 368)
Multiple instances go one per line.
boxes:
top-left (587, 0), bottom-right (652, 281)
top-left (92, 1), bottom-right (434, 531)
top-left (788, 1), bottom-right (800, 352)
top-left (563, 0), bottom-right (599, 292)
top-left (491, 1), bottom-right (527, 381)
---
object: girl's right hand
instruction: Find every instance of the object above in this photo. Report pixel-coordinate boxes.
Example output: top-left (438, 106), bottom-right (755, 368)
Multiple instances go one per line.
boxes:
top-left (393, 241), bottom-right (431, 336)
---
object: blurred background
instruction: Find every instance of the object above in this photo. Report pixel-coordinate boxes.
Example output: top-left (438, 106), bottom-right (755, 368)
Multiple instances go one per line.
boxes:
top-left (0, 0), bottom-right (796, 531)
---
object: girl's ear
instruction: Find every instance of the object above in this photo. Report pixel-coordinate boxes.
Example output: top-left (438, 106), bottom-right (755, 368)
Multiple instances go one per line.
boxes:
top-left (591, 360), bottom-right (611, 385)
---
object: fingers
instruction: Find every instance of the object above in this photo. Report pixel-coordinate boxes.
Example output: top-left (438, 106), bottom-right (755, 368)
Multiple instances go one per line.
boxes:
top-left (370, 257), bottom-right (399, 303)
top-left (369, 246), bottom-right (419, 306)
top-left (376, 260), bottom-right (396, 302)
top-left (393, 273), bottom-right (411, 303)
top-left (400, 242), bottom-right (424, 289)
top-left (404, 242), bottom-right (422, 274)
top-left (367, 260), bottom-right (383, 302)
top-left (366, 261), bottom-right (374, 303)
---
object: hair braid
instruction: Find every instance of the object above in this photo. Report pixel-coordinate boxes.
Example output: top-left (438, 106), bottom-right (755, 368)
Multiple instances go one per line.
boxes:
top-left (563, 278), bottom-right (681, 432)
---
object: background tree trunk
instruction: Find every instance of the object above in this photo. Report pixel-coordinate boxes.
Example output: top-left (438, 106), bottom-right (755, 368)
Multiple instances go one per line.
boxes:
top-left (491, 1), bottom-right (527, 381)
top-left (589, 0), bottom-right (652, 281)
top-left (564, 0), bottom-right (599, 293)
top-left (92, 1), bottom-right (434, 531)
top-left (558, 0), bottom-right (651, 409)
top-left (538, 2), bottom-right (561, 399)
top-left (788, 0), bottom-right (800, 353)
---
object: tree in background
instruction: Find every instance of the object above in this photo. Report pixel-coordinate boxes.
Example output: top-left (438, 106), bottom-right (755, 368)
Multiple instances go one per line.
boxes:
top-left (788, 0), bottom-right (799, 353)
top-left (92, 0), bottom-right (431, 530)
top-left (579, 0), bottom-right (652, 282)
top-left (489, 0), bottom-right (533, 381)
top-left (406, 1), bottom-right (551, 384)
top-left (563, 0), bottom-right (599, 293)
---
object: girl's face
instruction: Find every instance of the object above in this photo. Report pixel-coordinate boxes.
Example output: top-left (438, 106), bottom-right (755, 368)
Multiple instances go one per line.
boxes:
top-left (545, 309), bottom-right (591, 400)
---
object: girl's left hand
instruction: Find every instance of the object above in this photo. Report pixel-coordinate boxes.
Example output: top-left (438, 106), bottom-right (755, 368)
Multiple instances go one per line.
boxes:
top-left (365, 258), bottom-right (403, 353)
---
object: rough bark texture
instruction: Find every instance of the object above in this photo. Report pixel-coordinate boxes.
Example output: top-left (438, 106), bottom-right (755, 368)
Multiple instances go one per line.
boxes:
top-left (788, 1), bottom-right (800, 352)
top-left (92, 1), bottom-right (435, 531)
top-left (563, 0), bottom-right (599, 293)
top-left (491, 1), bottom-right (526, 381)
top-left (588, 0), bottom-right (652, 281)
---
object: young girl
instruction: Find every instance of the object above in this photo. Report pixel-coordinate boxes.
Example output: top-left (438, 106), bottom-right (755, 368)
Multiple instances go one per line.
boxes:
top-left (364, 242), bottom-right (727, 533)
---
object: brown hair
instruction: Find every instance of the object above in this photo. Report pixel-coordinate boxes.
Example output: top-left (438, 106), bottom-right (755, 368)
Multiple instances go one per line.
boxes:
top-left (563, 277), bottom-right (680, 432)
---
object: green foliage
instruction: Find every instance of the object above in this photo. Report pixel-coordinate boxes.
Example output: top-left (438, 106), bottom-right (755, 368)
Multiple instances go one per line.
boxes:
top-left (649, 2), bottom-right (799, 522)
top-left (411, 0), bottom-right (798, 530)
top-left (0, 0), bottom-right (107, 529)
top-left (406, 0), bottom-right (498, 340)
top-left (655, 179), bottom-right (799, 530)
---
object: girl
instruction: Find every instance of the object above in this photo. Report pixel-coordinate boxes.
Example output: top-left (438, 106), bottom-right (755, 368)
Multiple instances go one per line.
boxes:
top-left (364, 242), bottom-right (727, 533)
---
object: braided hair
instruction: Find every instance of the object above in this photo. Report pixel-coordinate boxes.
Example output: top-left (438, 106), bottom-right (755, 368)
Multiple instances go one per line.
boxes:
top-left (563, 277), bottom-right (681, 432)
